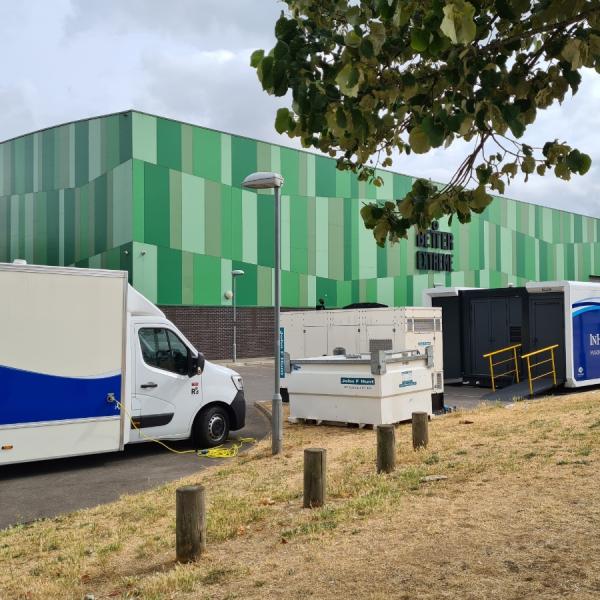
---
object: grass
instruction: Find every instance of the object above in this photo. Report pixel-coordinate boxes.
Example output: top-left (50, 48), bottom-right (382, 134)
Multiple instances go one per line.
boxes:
top-left (2, 392), bottom-right (600, 599)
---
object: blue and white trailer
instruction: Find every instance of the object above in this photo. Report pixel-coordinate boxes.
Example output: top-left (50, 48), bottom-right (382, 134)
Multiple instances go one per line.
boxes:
top-left (0, 262), bottom-right (245, 465)
top-left (527, 280), bottom-right (600, 388)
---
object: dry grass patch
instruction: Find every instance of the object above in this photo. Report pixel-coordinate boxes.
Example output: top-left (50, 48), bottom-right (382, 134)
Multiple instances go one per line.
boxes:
top-left (2, 393), bottom-right (600, 599)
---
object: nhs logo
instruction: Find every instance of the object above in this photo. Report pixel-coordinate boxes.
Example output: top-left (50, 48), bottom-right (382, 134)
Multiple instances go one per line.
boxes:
top-left (590, 333), bottom-right (600, 346)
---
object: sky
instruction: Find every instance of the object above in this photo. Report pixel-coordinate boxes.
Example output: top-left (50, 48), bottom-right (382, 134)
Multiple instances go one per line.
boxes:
top-left (1, 0), bottom-right (598, 217)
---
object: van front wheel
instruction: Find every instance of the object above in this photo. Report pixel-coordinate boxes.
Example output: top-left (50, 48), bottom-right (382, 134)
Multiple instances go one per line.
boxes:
top-left (192, 406), bottom-right (230, 449)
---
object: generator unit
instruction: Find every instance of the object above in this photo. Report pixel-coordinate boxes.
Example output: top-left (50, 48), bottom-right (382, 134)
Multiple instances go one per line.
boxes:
top-left (280, 306), bottom-right (444, 409)
top-left (286, 347), bottom-right (435, 426)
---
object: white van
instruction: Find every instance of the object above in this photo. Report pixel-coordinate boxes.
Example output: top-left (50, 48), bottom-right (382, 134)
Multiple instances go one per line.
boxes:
top-left (0, 262), bottom-right (245, 465)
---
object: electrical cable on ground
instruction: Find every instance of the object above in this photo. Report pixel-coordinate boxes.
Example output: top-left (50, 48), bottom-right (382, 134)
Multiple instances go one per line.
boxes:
top-left (115, 399), bottom-right (255, 458)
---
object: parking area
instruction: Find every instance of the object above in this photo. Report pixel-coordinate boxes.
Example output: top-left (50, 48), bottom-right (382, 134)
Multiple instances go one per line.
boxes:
top-left (0, 360), bottom-right (500, 530)
top-left (0, 365), bottom-right (272, 530)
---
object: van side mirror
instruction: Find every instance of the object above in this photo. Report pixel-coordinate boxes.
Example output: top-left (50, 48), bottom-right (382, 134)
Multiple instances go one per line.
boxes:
top-left (187, 352), bottom-right (205, 377)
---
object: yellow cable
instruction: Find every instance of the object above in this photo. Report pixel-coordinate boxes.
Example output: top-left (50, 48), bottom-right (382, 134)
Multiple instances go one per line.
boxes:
top-left (115, 400), bottom-right (255, 458)
top-left (199, 438), bottom-right (256, 459)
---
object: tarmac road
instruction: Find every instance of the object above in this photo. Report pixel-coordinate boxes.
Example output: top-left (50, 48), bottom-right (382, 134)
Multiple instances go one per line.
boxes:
top-left (0, 365), bottom-right (272, 530)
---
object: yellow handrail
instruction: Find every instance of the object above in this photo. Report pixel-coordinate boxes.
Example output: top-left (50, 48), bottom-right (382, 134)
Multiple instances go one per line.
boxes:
top-left (482, 343), bottom-right (522, 359)
top-left (521, 344), bottom-right (559, 396)
top-left (520, 344), bottom-right (559, 360)
top-left (483, 343), bottom-right (522, 392)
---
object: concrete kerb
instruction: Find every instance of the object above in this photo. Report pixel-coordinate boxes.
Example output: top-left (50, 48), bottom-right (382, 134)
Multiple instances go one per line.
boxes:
top-left (254, 401), bottom-right (273, 421)
top-left (213, 357), bottom-right (274, 369)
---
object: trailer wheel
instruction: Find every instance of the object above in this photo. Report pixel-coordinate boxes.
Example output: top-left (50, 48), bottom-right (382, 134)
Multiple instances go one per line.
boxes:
top-left (192, 406), bottom-right (230, 449)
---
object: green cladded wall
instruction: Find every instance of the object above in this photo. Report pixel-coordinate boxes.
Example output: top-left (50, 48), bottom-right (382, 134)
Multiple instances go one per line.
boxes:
top-left (1, 109), bottom-right (600, 308)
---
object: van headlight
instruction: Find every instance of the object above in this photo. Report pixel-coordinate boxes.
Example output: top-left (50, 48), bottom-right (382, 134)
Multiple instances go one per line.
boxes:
top-left (231, 375), bottom-right (243, 391)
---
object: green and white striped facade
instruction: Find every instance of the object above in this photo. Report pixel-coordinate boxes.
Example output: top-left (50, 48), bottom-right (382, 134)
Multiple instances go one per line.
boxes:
top-left (1, 110), bottom-right (599, 309)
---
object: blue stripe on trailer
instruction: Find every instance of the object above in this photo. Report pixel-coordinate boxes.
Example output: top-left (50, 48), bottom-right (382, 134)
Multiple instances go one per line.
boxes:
top-left (0, 365), bottom-right (121, 426)
top-left (572, 305), bottom-right (600, 317)
top-left (572, 306), bottom-right (600, 381)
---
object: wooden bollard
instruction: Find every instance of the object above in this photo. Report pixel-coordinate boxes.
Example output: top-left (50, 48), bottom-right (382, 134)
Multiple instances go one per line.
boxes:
top-left (303, 448), bottom-right (326, 508)
top-left (376, 424), bottom-right (396, 473)
top-left (412, 411), bottom-right (429, 450)
top-left (176, 484), bottom-right (206, 562)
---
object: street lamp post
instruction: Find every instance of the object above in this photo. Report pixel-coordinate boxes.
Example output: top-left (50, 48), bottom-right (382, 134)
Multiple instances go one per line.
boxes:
top-left (231, 269), bottom-right (245, 362)
top-left (242, 171), bottom-right (284, 455)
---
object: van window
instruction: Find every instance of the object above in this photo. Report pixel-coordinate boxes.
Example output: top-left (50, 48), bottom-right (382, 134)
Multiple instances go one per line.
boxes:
top-left (139, 328), bottom-right (189, 375)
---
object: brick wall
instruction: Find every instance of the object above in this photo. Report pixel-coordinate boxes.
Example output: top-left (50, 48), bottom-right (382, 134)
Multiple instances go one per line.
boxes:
top-left (160, 306), bottom-right (276, 360)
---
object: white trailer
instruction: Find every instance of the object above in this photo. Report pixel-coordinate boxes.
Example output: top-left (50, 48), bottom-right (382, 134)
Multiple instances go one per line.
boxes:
top-left (280, 306), bottom-right (444, 408)
top-left (0, 263), bottom-right (245, 465)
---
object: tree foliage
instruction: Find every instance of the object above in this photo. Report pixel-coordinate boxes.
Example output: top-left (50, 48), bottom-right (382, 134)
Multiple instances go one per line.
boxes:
top-left (252, 0), bottom-right (600, 246)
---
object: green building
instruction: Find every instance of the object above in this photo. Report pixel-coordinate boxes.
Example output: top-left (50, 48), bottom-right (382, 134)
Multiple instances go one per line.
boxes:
top-left (1, 110), bottom-right (599, 357)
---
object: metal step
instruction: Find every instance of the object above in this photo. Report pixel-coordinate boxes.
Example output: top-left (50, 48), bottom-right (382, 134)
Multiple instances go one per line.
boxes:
top-left (482, 376), bottom-right (562, 402)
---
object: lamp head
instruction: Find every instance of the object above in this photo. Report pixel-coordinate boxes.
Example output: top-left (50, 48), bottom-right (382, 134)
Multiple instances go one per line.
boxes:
top-left (242, 171), bottom-right (284, 190)
top-left (232, 269), bottom-right (245, 277)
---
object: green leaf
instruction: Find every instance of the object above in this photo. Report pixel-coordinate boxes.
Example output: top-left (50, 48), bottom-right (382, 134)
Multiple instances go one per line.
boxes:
top-left (488, 105), bottom-right (507, 135)
top-left (360, 204), bottom-right (379, 229)
top-left (250, 49), bottom-right (264, 68)
top-left (344, 30), bottom-right (362, 48)
top-left (373, 220), bottom-right (390, 247)
top-left (507, 118), bottom-right (525, 139)
top-left (368, 22), bottom-right (386, 55)
top-left (501, 162), bottom-right (518, 177)
top-left (272, 61), bottom-right (289, 96)
top-left (257, 55), bottom-right (274, 90)
top-left (567, 150), bottom-right (592, 175)
top-left (360, 38), bottom-right (374, 59)
top-left (411, 29), bottom-right (429, 52)
top-left (274, 108), bottom-right (291, 134)
top-left (275, 15), bottom-right (296, 42)
top-left (471, 185), bottom-right (492, 210)
top-left (440, 0), bottom-right (477, 45)
top-left (521, 156), bottom-right (536, 174)
top-left (335, 63), bottom-right (360, 97)
top-left (476, 164), bottom-right (492, 184)
top-left (273, 41), bottom-right (289, 60)
top-left (555, 161), bottom-right (571, 181)
top-left (408, 125), bottom-right (431, 154)
top-left (561, 39), bottom-right (584, 70)
top-left (579, 153), bottom-right (592, 175)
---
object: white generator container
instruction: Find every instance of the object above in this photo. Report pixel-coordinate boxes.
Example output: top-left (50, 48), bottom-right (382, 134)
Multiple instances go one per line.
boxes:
top-left (286, 348), bottom-right (434, 426)
top-left (281, 307), bottom-right (444, 400)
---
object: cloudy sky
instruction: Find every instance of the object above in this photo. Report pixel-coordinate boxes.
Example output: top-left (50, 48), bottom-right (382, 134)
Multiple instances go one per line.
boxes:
top-left (1, 0), bottom-right (598, 216)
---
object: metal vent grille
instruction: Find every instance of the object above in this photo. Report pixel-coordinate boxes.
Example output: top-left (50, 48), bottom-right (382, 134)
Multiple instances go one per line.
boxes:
top-left (412, 318), bottom-right (436, 333)
top-left (369, 338), bottom-right (393, 353)
top-left (436, 372), bottom-right (443, 390)
top-left (509, 326), bottom-right (521, 342)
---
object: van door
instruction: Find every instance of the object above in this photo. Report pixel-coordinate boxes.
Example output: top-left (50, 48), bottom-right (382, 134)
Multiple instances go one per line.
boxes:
top-left (131, 325), bottom-right (200, 441)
